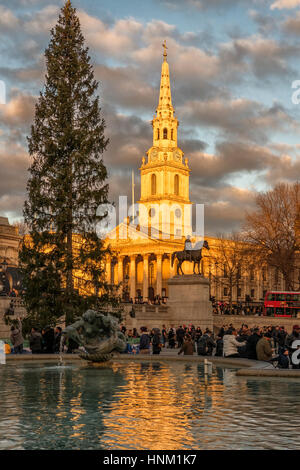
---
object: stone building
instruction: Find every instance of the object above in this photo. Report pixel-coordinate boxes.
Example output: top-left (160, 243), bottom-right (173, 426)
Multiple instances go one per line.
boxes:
top-left (105, 46), bottom-right (288, 305)
top-left (0, 217), bottom-right (24, 339)
top-left (0, 217), bottom-right (21, 293)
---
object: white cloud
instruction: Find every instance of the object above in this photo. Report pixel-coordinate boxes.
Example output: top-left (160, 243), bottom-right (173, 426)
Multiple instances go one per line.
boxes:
top-left (271, 0), bottom-right (300, 10)
top-left (0, 6), bottom-right (19, 30)
top-left (24, 5), bottom-right (60, 35)
top-left (78, 11), bottom-right (143, 59)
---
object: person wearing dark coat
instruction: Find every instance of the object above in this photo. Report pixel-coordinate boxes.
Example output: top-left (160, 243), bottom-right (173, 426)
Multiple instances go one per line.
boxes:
top-left (195, 327), bottom-right (202, 342)
top-left (152, 329), bottom-right (161, 355)
top-left (197, 331), bottom-right (215, 356)
top-left (277, 347), bottom-right (290, 369)
top-left (217, 326), bottom-right (225, 339)
top-left (277, 327), bottom-right (287, 348)
top-left (53, 327), bottom-right (62, 353)
top-left (240, 329), bottom-right (261, 360)
top-left (168, 327), bottom-right (176, 349)
top-left (161, 325), bottom-right (167, 347)
top-left (42, 326), bottom-right (55, 354)
top-left (29, 328), bottom-right (43, 354)
top-left (139, 327), bottom-right (150, 353)
top-left (215, 336), bottom-right (223, 357)
top-left (176, 326), bottom-right (185, 348)
top-left (178, 335), bottom-right (194, 355)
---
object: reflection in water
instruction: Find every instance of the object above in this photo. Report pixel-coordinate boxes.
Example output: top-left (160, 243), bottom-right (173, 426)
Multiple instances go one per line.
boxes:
top-left (0, 361), bottom-right (300, 450)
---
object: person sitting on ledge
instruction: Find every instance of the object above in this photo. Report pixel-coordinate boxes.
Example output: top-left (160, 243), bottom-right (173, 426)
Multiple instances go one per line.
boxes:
top-left (197, 330), bottom-right (215, 356)
top-left (223, 328), bottom-right (246, 358)
top-left (277, 347), bottom-right (290, 369)
top-left (256, 332), bottom-right (274, 362)
top-left (10, 317), bottom-right (24, 354)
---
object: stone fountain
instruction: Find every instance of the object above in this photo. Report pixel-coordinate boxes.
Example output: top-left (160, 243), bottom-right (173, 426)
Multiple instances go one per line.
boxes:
top-left (64, 309), bottom-right (126, 364)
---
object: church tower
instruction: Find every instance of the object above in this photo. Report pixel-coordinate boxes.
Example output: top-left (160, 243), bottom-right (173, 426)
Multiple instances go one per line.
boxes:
top-left (138, 42), bottom-right (192, 238)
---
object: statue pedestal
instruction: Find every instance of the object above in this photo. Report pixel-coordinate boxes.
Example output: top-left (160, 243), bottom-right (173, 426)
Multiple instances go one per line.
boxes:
top-left (167, 274), bottom-right (213, 330)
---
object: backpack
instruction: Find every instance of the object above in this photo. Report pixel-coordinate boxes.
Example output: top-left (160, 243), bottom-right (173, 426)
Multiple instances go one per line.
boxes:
top-left (197, 335), bottom-right (208, 355)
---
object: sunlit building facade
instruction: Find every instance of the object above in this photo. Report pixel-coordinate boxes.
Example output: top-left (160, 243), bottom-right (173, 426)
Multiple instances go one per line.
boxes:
top-left (104, 47), bottom-right (289, 305)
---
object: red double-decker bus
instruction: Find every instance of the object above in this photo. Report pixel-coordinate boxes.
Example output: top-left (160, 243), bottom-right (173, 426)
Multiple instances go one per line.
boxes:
top-left (264, 291), bottom-right (300, 317)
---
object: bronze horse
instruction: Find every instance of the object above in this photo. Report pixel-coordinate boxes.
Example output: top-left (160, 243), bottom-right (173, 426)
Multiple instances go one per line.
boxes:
top-left (171, 240), bottom-right (210, 275)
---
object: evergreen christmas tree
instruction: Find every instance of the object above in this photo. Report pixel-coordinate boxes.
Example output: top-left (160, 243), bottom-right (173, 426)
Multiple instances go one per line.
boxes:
top-left (20, 0), bottom-right (113, 327)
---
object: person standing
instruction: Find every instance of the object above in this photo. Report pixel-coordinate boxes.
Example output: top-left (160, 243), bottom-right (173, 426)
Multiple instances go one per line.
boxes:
top-left (176, 326), bottom-right (185, 349)
top-left (152, 328), bottom-right (162, 355)
top-left (42, 326), bottom-right (55, 353)
top-left (161, 325), bottom-right (167, 347)
top-left (242, 328), bottom-right (261, 360)
top-left (139, 327), bottom-right (150, 354)
top-left (29, 327), bottom-right (43, 354)
top-left (197, 330), bottom-right (215, 356)
top-left (10, 317), bottom-right (24, 354)
top-left (53, 327), bottom-right (62, 353)
top-left (168, 327), bottom-right (176, 349)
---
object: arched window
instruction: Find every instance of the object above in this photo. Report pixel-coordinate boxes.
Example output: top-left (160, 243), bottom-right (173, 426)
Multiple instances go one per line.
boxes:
top-left (163, 128), bottom-right (168, 139)
top-left (157, 128), bottom-right (160, 140)
top-left (174, 174), bottom-right (179, 196)
top-left (151, 174), bottom-right (157, 195)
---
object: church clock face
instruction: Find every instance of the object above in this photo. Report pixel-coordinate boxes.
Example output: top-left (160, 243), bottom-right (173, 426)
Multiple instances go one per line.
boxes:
top-left (150, 149), bottom-right (158, 162)
top-left (174, 150), bottom-right (181, 162)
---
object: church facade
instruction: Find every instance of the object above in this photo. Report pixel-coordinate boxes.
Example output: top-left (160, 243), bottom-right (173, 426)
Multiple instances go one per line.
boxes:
top-left (104, 47), bottom-right (287, 305)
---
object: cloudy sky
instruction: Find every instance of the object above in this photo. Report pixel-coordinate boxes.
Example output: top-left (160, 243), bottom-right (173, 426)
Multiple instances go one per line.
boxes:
top-left (1, 0), bottom-right (300, 235)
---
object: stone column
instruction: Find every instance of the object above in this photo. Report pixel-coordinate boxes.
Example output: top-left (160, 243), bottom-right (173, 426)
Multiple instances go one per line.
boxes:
top-left (118, 257), bottom-right (123, 283)
top-left (130, 256), bottom-right (136, 301)
top-left (105, 257), bottom-right (111, 284)
top-left (156, 254), bottom-right (162, 297)
top-left (117, 257), bottom-right (123, 295)
top-left (143, 255), bottom-right (149, 301)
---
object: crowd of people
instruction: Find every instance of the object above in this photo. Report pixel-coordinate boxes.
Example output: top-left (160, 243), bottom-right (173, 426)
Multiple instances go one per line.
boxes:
top-left (212, 301), bottom-right (264, 316)
top-left (123, 295), bottom-right (167, 305)
top-left (121, 323), bottom-right (300, 369)
top-left (6, 316), bottom-right (300, 370)
top-left (8, 318), bottom-right (78, 355)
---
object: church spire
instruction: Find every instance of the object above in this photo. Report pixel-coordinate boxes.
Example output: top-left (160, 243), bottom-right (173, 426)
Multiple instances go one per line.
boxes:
top-left (139, 42), bottom-right (191, 235)
top-left (157, 40), bottom-right (174, 118)
top-left (149, 41), bottom-right (179, 150)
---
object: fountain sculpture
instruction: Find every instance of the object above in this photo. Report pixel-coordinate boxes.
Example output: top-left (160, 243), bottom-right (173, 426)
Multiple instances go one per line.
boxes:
top-left (64, 309), bottom-right (126, 363)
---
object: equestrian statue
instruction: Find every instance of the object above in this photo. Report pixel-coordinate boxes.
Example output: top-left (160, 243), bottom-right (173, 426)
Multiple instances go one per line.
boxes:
top-left (171, 237), bottom-right (210, 275)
